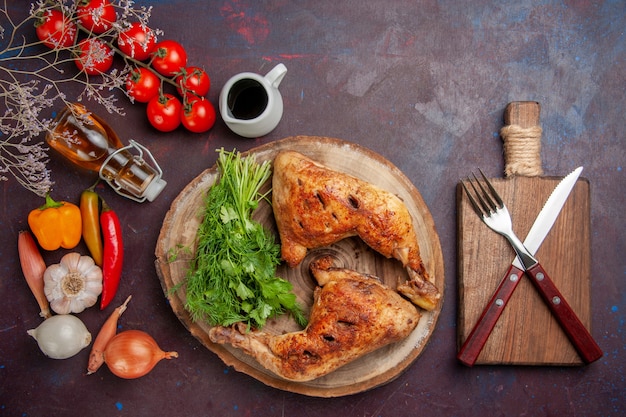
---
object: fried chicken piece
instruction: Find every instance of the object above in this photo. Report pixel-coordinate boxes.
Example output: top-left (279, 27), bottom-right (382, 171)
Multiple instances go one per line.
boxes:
top-left (271, 150), bottom-right (440, 310)
top-left (208, 257), bottom-right (420, 382)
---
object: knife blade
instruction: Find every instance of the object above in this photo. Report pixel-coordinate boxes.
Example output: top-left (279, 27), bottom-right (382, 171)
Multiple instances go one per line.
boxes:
top-left (458, 167), bottom-right (587, 366)
top-left (513, 166), bottom-right (583, 269)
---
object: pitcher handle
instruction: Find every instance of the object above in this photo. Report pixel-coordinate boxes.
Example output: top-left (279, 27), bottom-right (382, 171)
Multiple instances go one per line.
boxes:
top-left (265, 63), bottom-right (287, 88)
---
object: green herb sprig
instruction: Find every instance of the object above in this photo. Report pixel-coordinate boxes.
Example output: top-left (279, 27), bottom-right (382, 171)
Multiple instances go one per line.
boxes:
top-left (184, 149), bottom-right (307, 329)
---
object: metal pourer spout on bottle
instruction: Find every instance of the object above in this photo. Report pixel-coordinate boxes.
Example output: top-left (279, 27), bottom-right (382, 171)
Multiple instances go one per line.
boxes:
top-left (46, 103), bottom-right (166, 202)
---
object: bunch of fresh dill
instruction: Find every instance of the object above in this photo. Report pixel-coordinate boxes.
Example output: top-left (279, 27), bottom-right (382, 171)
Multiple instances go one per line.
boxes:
top-left (184, 149), bottom-right (306, 329)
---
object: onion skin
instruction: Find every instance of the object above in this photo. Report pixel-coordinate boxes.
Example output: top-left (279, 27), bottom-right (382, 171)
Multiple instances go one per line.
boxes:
top-left (104, 330), bottom-right (178, 379)
top-left (18, 231), bottom-right (52, 319)
top-left (87, 295), bottom-right (132, 375)
top-left (27, 314), bottom-right (92, 359)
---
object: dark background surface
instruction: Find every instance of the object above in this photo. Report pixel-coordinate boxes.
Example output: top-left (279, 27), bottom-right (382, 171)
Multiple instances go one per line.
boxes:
top-left (1, 1), bottom-right (624, 416)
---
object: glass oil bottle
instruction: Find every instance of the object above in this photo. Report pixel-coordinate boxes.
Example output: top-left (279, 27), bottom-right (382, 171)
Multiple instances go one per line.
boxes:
top-left (46, 103), bottom-right (166, 202)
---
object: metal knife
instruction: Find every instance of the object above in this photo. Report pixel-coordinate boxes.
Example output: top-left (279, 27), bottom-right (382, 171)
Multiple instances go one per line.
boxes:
top-left (458, 166), bottom-right (601, 366)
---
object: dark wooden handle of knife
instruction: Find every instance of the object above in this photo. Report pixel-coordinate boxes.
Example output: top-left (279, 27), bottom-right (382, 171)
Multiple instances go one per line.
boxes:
top-left (457, 264), bottom-right (524, 366)
top-left (525, 263), bottom-right (603, 364)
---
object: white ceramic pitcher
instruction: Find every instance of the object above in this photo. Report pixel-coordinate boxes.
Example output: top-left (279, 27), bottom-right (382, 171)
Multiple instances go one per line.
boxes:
top-left (219, 63), bottom-right (287, 138)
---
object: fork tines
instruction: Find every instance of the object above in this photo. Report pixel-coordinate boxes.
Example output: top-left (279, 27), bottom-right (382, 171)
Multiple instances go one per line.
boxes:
top-left (461, 169), bottom-right (504, 218)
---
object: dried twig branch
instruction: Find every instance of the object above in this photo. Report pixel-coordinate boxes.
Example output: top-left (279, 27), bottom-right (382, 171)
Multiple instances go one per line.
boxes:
top-left (0, 0), bottom-right (159, 196)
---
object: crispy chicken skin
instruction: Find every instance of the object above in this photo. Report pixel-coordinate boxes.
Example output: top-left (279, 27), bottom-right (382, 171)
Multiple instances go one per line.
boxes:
top-left (271, 150), bottom-right (440, 310)
top-left (208, 257), bottom-right (420, 382)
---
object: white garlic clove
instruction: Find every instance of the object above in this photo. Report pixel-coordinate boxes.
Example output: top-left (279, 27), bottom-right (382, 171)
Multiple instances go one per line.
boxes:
top-left (62, 252), bottom-right (82, 270)
top-left (51, 297), bottom-right (72, 315)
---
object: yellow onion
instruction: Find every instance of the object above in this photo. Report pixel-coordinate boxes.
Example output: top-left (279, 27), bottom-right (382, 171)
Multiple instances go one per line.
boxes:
top-left (104, 330), bottom-right (178, 379)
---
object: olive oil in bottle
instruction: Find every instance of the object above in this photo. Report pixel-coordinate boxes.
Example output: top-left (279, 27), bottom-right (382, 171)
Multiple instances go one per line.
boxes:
top-left (46, 103), bottom-right (166, 202)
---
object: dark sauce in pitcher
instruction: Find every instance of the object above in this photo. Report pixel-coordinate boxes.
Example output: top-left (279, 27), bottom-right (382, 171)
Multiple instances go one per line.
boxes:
top-left (227, 79), bottom-right (268, 120)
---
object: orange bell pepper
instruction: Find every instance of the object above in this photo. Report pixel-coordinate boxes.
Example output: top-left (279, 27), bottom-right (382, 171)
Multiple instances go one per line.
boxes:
top-left (28, 194), bottom-right (82, 251)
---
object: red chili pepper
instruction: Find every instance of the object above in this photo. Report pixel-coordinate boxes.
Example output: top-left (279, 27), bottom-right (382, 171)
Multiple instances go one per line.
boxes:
top-left (100, 199), bottom-right (124, 309)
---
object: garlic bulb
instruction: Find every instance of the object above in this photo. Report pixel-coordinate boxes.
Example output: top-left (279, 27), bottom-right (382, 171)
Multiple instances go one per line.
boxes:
top-left (27, 314), bottom-right (92, 359)
top-left (44, 252), bottom-right (103, 314)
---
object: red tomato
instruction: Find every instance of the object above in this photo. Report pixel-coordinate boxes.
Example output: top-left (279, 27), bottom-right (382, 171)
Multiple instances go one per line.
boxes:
top-left (176, 66), bottom-right (211, 96)
top-left (181, 96), bottom-right (216, 133)
top-left (35, 9), bottom-right (77, 49)
top-left (117, 22), bottom-right (157, 61)
top-left (76, 0), bottom-right (117, 34)
top-left (74, 38), bottom-right (114, 75)
top-left (125, 67), bottom-right (160, 103)
top-left (147, 94), bottom-right (182, 132)
top-left (151, 40), bottom-right (187, 77)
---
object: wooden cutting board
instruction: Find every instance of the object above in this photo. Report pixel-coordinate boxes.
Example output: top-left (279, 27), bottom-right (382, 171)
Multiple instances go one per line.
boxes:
top-left (155, 136), bottom-right (445, 396)
top-left (457, 102), bottom-right (592, 365)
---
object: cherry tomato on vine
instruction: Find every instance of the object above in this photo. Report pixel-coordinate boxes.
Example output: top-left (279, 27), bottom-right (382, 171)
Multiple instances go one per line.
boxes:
top-left (117, 22), bottom-right (157, 61)
top-left (151, 40), bottom-right (187, 77)
top-left (76, 0), bottom-right (117, 34)
top-left (125, 67), bottom-right (160, 103)
top-left (74, 38), bottom-right (114, 75)
top-left (176, 66), bottom-right (211, 97)
top-left (35, 9), bottom-right (77, 49)
top-left (147, 94), bottom-right (182, 132)
top-left (181, 95), bottom-right (216, 133)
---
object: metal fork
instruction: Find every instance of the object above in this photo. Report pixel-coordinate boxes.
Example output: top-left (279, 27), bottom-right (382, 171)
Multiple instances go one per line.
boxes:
top-left (462, 170), bottom-right (538, 270)
top-left (461, 170), bottom-right (603, 364)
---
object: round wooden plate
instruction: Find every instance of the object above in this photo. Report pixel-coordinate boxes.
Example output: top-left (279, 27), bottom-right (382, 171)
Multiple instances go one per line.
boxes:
top-left (154, 136), bottom-right (444, 397)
